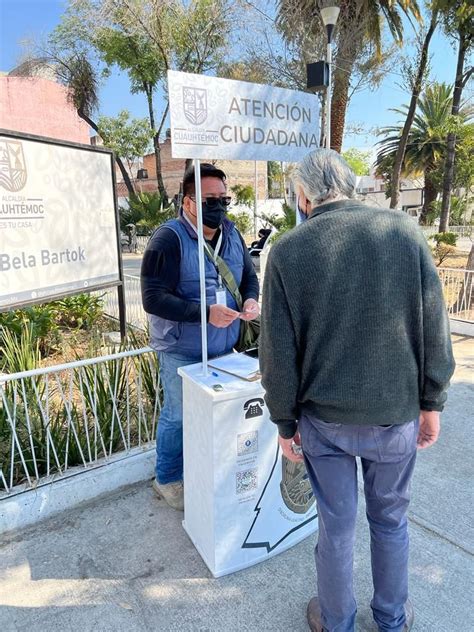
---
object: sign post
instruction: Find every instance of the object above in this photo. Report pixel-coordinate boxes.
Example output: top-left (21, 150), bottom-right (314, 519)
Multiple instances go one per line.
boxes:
top-left (193, 158), bottom-right (208, 376)
top-left (168, 71), bottom-right (321, 577)
top-left (254, 160), bottom-right (258, 238)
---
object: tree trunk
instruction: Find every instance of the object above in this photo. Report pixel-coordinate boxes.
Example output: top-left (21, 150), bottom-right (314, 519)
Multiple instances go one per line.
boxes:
top-left (78, 108), bottom-right (135, 196)
top-left (330, 49), bottom-right (354, 153)
top-left (145, 87), bottom-right (168, 203)
top-left (439, 31), bottom-right (469, 233)
top-left (330, 14), bottom-right (360, 154)
top-left (390, 11), bottom-right (438, 210)
top-left (418, 167), bottom-right (438, 225)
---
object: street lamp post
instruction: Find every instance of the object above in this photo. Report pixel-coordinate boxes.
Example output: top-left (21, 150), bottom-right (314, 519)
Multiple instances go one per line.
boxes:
top-left (320, 6), bottom-right (340, 150)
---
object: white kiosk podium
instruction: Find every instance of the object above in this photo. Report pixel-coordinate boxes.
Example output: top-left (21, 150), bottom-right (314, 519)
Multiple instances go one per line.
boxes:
top-left (178, 354), bottom-right (317, 578)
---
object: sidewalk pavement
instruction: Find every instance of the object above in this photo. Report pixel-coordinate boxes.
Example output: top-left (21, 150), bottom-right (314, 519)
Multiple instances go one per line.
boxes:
top-left (0, 335), bottom-right (472, 632)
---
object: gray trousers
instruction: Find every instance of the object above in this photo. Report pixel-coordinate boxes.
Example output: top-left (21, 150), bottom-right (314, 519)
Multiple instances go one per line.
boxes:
top-left (299, 413), bottom-right (418, 632)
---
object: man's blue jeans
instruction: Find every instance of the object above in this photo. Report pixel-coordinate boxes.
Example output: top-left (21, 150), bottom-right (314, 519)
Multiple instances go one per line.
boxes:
top-left (299, 413), bottom-right (419, 632)
top-left (155, 351), bottom-right (196, 484)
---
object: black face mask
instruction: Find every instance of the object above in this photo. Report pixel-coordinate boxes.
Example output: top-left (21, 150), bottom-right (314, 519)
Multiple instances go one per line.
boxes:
top-left (202, 202), bottom-right (226, 229)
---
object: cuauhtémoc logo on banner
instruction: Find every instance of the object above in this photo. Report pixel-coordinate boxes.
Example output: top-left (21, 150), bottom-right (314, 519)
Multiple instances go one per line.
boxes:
top-left (183, 87), bottom-right (208, 125)
top-left (0, 139), bottom-right (46, 231)
top-left (176, 87), bottom-right (219, 146)
top-left (0, 140), bottom-right (27, 192)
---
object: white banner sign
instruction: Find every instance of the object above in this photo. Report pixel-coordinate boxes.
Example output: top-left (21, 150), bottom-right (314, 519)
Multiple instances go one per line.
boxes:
top-left (168, 70), bottom-right (320, 161)
top-left (0, 133), bottom-right (120, 309)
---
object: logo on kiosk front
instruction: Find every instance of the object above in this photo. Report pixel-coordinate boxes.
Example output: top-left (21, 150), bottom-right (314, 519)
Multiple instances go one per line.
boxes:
top-left (244, 398), bottom-right (264, 420)
top-left (280, 458), bottom-right (315, 514)
top-left (0, 140), bottom-right (27, 192)
top-left (183, 87), bottom-right (208, 125)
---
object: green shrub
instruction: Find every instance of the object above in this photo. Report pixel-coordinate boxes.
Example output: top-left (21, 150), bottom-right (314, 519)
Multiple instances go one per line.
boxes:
top-left (429, 233), bottom-right (457, 265)
top-left (429, 197), bottom-right (468, 226)
top-left (0, 305), bottom-right (59, 356)
top-left (228, 211), bottom-right (253, 235)
top-left (53, 293), bottom-right (104, 330)
top-left (230, 184), bottom-right (255, 207)
top-left (261, 202), bottom-right (296, 242)
top-left (0, 324), bottom-right (41, 373)
top-left (120, 192), bottom-right (176, 234)
top-left (429, 232), bottom-right (458, 246)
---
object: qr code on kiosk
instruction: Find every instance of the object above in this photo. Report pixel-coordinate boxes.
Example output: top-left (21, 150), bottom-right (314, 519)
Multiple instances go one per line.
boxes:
top-left (236, 468), bottom-right (258, 495)
top-left (237, 431), bottom-right (258, 456)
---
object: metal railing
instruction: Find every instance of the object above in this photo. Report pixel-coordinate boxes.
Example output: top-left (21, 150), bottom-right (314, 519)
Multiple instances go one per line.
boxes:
top-left (105, 268), bottom-right (473, 333)
top-left (137, 235), bottom-right (149, 253)
top-left (437, 268), bottom-right (473, 322)
top-left (421, 226), bottom-right (473, 238)
top-left (101, 275), bottom-right (147, 331)
top-left (0, 347), bottom-right (159, 495)
top-left (1, 266), bottom-right (471, 497)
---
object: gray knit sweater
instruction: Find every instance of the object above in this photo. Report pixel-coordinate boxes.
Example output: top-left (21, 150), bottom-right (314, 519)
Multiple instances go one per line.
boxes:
top-left (260, 199), bottom-right (455, 439)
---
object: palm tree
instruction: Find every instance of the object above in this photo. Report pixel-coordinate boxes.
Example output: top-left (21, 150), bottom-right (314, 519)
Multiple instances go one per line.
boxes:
top-left (277, 0), bottom-right (422, 152)
top-left (375, 83), bottom-right (454, 224)
top-left (33, 50), bottom-right (136, 195)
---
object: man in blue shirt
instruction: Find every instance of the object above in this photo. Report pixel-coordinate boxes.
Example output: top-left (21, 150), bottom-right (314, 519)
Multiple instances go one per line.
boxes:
top-left (141, 163), bottom-right (259, 510)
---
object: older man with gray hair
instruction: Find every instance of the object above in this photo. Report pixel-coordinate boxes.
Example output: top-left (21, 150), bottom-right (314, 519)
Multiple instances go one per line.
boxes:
top-left (260, 149), bottom-right (455, 632)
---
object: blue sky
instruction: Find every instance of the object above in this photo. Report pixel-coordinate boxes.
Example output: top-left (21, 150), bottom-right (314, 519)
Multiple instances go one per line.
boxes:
top-left (0, 0), bottom-right (462, 153)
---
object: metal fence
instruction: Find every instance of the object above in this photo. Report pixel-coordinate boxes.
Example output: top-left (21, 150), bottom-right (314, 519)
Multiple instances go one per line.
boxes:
top-left (0, 348), bottom-right (159, 495)
top-left (108, 270), bottom-right (473, 329)
top-left (438, 268), bottom-right (473, 322)
top-left (420, 226), bottom-right (473, 239)
top-left (2, 265), bottom-right (471, 497)
top-left (137, 235), bottom-right (149, 253)
top-left (100, 275), bottom-right (147, 331)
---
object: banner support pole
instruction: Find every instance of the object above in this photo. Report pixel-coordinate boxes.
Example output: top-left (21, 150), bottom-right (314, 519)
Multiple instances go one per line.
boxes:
top-left (254, 160), bottom-right (258, 239)
top-left (194, 159), bottom-right (208, 376)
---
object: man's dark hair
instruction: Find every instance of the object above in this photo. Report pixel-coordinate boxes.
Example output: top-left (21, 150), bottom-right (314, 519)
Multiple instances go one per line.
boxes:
top-left (182, 162), bottom-right (227, 197)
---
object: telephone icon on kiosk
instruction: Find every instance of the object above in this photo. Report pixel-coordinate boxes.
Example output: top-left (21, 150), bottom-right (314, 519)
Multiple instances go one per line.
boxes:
top-left (244, 398), bottom-right (264, 419)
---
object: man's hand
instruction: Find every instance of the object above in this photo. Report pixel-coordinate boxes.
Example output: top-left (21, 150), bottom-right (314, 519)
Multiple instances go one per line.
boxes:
top-left (209, 304), bottom-right (240, 328)
top-left (240, 298), bottom-right (260, 321)
top-left (279, 431), bottom-right (304, 463)
top-left (417, 410), bottom-right (441, 449)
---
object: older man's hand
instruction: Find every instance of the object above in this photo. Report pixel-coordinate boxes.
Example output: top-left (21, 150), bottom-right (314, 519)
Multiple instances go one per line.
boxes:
top-left (417, 410), bottom-right (440, 449)
top-left (240, 298), bottom-right (260, 321)
top-left (279, 431), bottom-right (304, 463)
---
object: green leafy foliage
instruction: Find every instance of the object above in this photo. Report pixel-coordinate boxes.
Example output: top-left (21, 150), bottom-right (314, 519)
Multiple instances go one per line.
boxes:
top-left (0, 294), bottom-right (105, 370)
top-left (120, 192), bottom-right (176, 234)
top-left (429, 231), bottom-right (458, 265)
top-left (430, 232), bottom-right (458, 246)
top-left (230, 184), bottom-right (255, 208)
top-left (0, 305), bottom-right (59, 357)
top-left (54, 294), bottom-right (104, 330)
top-left (376, 83), bottom-right (455, 179)
top-left (227, 211), bottom-right (253, 235)
top-left (375, 82), bottom-right (472, 222)
top-left (260, 202), bottom-right (296, 242)
top-left (267, 161), bottom-right (284, 198)
top-left (98, 110), bottom-right (154, 173)
top-left (0, 324), bottom-right (41, 374)
top-left (429, 196), bottom-right (470, 226)
top-left (0, 328), bottom-right (161, 489)
top-left (342, 148), bottom-right (372, 176)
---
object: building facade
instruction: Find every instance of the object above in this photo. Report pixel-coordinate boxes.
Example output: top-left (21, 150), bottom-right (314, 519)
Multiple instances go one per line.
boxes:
top-left (1, 65), bottom-right (90, 144)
